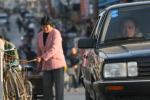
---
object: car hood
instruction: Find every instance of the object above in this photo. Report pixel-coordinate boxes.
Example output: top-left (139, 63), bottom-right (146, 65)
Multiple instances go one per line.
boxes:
top-left (99, 41), bottom-right (150, 60)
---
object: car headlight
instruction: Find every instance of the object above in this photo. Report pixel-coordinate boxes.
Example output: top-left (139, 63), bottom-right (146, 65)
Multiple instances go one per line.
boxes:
top-left (127, 62), bottom-right (138, 77)
top-left (103, 62), bottom-right (138, 78)
top-left (104, 63), bottom-right (127, 78)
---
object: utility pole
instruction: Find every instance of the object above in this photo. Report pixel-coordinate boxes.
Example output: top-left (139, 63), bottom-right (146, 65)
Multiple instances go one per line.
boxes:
top-left (47, 0), bottom-right (52, 16)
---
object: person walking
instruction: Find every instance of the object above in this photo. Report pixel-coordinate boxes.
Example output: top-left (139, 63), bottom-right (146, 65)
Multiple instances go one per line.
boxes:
top-left (16, 14), bottom-right (23, 32)
top-left (36, 16), bottom-right (66, 100)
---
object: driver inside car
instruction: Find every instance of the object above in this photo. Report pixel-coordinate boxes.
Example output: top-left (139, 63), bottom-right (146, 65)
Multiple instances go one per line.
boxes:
top-left (120, 17), bottom-right (143, 38)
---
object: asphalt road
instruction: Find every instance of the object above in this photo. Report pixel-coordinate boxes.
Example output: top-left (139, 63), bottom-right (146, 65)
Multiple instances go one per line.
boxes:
top-left (64, 87), bottom-right (85, 100)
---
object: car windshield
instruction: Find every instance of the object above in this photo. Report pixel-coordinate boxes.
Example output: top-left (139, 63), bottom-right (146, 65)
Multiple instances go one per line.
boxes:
top-left (102, 4), bottom-right (150, 42)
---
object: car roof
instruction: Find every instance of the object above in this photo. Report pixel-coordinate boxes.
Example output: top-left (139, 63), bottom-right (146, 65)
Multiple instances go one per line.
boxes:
top-left (99, 1), bottom-right (150, 16)
top-left (106, 1), bottom-right (150, 10)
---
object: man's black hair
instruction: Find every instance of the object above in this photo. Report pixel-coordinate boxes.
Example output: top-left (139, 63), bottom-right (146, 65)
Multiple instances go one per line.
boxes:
top-left (119, 17), bottom-right (138, 32)
top-left (40, 16), bottom-right (51, 26)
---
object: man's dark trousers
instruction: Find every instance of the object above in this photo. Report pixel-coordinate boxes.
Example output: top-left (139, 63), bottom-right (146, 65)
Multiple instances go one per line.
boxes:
top-left (43, 68), bottom-right (64, 100)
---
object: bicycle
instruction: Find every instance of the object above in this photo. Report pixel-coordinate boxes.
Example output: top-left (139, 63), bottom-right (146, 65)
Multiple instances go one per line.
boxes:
top-left (3, 48), bottom-right (35, 100)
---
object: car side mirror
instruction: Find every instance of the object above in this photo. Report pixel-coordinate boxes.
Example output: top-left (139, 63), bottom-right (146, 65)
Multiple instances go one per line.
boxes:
top-left (78, 38), bottom-right (96, 49)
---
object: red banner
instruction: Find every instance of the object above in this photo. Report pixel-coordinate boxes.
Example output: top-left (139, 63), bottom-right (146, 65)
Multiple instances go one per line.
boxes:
top-left (80, 0), bottom-right (89, 20)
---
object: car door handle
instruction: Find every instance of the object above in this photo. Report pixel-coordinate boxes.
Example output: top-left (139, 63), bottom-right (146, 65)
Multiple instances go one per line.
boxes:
top-left (95, 49), bottom-right (99, 55)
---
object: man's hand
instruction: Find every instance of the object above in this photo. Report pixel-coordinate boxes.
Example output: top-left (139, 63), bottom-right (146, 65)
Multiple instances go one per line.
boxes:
top-left (36, 57), bottom-right (42, 62)
top-left (73, 65), bottom-right (78, 69)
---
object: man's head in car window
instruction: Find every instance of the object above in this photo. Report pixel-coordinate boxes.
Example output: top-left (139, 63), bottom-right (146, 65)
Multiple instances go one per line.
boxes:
top-left (121, 18), bottom-right (139, 38)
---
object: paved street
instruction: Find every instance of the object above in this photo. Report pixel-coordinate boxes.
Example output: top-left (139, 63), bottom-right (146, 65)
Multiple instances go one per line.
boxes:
top-left (64, 87), bottom-right (85, 100)
top-left (6, 14), bottom-right (85, 100)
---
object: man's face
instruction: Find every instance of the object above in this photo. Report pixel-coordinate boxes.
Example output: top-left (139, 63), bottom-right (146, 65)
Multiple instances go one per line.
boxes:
top-left (42, 24), bottom-right (52, 33)
top-left (123, 20), bottom-right (136, 37)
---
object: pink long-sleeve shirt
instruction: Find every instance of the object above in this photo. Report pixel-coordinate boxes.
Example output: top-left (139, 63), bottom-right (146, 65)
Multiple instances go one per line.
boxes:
top-left (37, 28), bottom-right (66, 71)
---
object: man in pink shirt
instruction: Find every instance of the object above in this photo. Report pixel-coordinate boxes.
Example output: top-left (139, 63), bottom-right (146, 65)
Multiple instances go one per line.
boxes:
top-left (36, 16), bottom-right (66, 100)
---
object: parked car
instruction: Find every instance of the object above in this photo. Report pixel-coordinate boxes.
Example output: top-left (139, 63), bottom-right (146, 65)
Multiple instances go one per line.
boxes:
top-left (24, 12), bottom-right (34, 21)
top-left (78, 1), bottom-right (150, 100)
top-left (0, 12), bottom-right (9, 26)
top-left (0, 13), bottom-right (8, 25)
top-left (0, 13), bottom-right (9, 30)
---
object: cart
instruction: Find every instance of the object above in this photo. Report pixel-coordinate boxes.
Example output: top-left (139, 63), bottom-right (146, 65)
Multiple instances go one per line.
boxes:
top-left (27, 72), bottom-right (43, 100)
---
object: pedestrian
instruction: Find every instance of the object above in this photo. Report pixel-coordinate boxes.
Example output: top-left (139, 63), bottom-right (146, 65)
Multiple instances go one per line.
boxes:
top-left (16, 14), bottom-right (23, 32)
top-left (67, 47), bottom-right (80, 92)
top-left (36, 16), bottom-right (66, 100)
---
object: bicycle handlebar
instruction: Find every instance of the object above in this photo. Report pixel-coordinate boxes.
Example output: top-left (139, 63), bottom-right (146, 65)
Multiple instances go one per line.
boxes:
top-left (20, 59), bottom-right (37, 63)
top-left (2, 47), bottom-right (37, 64)
top-left (4, 48), bottom-right (16, 52)
top-left (19, 59), bottom-right (37, 65)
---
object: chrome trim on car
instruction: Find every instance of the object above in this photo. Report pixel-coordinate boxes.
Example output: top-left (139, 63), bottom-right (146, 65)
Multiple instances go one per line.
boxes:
top-left (93, 79), bottom-right (150, 85)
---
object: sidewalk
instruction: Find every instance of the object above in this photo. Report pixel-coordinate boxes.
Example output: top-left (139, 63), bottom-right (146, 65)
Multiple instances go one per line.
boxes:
top-left (64, 87), bottom-right (85, 100)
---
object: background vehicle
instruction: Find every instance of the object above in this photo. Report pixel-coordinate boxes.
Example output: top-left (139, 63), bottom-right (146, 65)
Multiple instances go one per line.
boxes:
top-left (0, 13), bottom-right (9, 26)
top-left (0, 12), bottom-right (9, 31)
top-left (78, 1), bottom-right (150, 100)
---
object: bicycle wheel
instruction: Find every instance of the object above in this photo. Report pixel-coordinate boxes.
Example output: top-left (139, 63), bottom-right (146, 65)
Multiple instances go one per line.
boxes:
top-left (24, 80), bottom-right (32, 100)
top-left (3, 69), bottom-right (20, 100)
top-left (13, 69), bottom-right (28, 100)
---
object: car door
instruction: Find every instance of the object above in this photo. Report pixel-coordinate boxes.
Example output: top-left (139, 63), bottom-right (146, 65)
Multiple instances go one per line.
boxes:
top-left (81, 11), bottom-right (105, 87)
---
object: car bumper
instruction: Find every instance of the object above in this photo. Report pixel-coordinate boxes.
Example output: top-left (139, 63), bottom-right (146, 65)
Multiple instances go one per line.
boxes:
top-left (93, 79), bottom-right (150, 96)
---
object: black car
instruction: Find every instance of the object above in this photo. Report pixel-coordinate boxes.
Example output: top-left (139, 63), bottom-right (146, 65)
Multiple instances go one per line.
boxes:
top-left (78, 1), bottom-right (150, 100)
